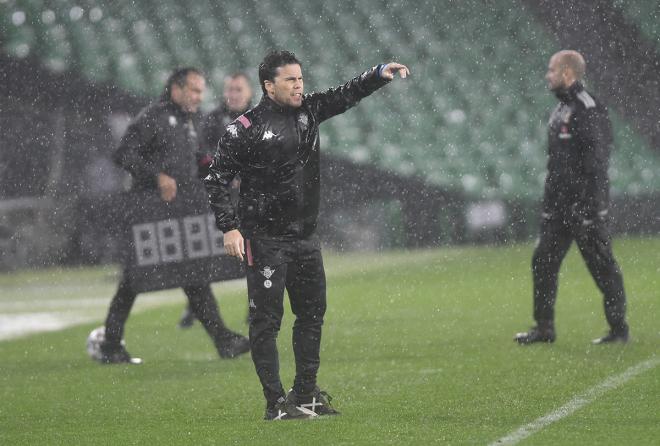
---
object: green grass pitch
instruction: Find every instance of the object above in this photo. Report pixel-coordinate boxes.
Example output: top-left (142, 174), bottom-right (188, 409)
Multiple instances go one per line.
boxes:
top-left (1, 237), bottom-right (658, 445)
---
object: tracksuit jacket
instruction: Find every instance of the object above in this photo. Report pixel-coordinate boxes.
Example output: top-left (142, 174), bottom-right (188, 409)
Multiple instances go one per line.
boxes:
top-left (205, 65), bottom-right (390, 239)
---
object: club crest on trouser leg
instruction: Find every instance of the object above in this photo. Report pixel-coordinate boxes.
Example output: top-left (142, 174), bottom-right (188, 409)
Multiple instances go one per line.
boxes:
top-left (260, 266), bottom-right (275, 288)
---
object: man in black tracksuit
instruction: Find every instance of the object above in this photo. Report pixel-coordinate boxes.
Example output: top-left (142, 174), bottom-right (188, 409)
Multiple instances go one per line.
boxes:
top-left (205, 51), bottom-right (409, 420)
top-left (178, 72), bottom-right (254, 328)
top-left (515, 50), bottom-right (629, 345)
top-left (99, 67), bottom-right (249, 364)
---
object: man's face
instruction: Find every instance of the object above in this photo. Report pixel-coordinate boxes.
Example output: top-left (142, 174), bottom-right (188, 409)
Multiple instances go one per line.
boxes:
top-left (171, 73), bottom-right (205, 113)
top-left (224, 76), bottom-right (252, 113)
top-left (545, 55), bottom-right (567, 92)
top-left (265, 64), bottom-right (303, 108)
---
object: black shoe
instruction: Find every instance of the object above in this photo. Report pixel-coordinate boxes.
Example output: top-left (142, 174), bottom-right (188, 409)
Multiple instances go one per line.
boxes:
top-left (218, 333), bottom-right (250, 359)
top-left (514, 326), bottom-right (556, 344)
top-left (286, 386), bottom-right (340, 416)
top-left (99, 343), bottom-right (143, 365)
top-left (178, 307), bottom-right (195, 329)
top-left (592, 326), bottom-right (629, 345)
top-left (264, 396), bottom-right (316, 421)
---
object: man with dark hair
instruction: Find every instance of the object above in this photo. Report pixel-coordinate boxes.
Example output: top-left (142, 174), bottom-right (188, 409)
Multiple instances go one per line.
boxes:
top-left (97, 67), bottom-right (250, 364)
top-left (178, 72), bottom-right (254, 328)
top-left (515, 50), bottom-right (629, 345)
top-left (206, 50), bottom-right (409, 420)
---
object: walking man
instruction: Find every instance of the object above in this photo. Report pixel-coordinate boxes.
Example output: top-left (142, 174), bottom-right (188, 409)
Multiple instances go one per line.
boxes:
top-left (515, 51), bottom-right (629, 345)
top-left (97, 68), bottom-right (250, 363)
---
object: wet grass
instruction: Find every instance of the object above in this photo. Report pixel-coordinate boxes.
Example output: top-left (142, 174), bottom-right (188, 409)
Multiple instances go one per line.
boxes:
top-left (0, 236), bottom-right (658, 445)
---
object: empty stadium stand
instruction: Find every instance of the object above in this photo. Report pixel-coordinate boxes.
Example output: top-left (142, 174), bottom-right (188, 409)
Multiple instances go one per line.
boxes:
top-left (1, 0), bottom-right (659, 200)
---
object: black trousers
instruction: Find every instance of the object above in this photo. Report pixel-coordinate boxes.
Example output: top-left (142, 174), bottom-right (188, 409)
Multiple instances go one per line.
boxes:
top-left (531, 215), bottom-right (627, 330)
top-left (104, 274), bottom-right (231, 354)
top-left (245, 235), bottom-right (327, 405)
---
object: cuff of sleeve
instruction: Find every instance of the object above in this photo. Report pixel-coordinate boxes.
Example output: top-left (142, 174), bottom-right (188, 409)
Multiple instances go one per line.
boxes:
top-left (142, 163), bottom-right (160, 186)
top-left (218, 220), bottom-right (239, 234)
top-left (377, 63), bottom-right (387, 78)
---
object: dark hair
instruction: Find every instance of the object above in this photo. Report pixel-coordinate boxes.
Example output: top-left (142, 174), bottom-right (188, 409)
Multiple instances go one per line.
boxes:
top-left (161, 67), bottom-right (203, 101)
top-left (258, 50), bottom-right (301, 94)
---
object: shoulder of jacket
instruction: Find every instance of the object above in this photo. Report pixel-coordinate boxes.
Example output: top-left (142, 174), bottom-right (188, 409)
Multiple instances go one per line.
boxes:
top-left (575, 89), bottom-right (598, 110)
top-left (135, 102), bottom-right (172, 124)
top-left (131, 103), bottom-right (152, 120)
top-left (239, 106), bottom-right (266, 129)
top-left (223, 111), bottom-right (256, 141)
top-left (206, 106), bottom-right (226, 120)
top-left (145, 101), bottom-right (170, 115)
top-left (236, 113), bottom-right (253, 129)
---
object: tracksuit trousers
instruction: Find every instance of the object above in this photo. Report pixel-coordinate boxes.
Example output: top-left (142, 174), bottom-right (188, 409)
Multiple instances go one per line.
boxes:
top-left (532, 215), bottom-right (627, 331)
top-left (104, 274), bottom-right (232, 353)
top-left (244, 235), bottom-right (327, 405)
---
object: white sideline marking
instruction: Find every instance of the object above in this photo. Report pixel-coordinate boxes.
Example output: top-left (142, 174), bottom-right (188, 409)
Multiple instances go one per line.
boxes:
top-left (488, 356), bottom-right (660, 446)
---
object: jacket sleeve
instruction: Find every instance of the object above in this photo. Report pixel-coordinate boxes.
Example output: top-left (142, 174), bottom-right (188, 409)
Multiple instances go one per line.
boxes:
top-left (112, 109), bottom-right (160, 187)
top-left (304, 65), bottom-right (391, 123)
top-left (576, 106), bottom-right (612, 217)
top-left (204, 122), bottom-right (247, 233)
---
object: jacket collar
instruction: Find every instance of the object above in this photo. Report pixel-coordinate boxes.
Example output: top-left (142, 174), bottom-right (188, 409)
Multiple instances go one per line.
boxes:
top-left (553, 81), bottom-right (584, 104)
top-left (217, 103), bottom-right (251, 120)
top-left (259, 95), bottom-right (298, 115)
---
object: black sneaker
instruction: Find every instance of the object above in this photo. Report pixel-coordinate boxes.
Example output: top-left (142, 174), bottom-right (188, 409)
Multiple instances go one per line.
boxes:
top-left (264, 396), bottom-right (317, 421)
top-left (178, 307), bottom-right (195, 329)
top-left (592, 326), bottom-right (629, 345)
top-left (287, 386), bottom-right (340, 416)
top-left (99, 343), bottom-right (143, 365)
top-left (514, 326), bottom-right (556, 344)
top-left (218, 334), bottom-right (250, 359)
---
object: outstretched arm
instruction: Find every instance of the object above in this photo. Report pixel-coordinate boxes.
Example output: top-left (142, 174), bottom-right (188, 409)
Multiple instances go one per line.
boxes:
top-left (305, 62), bottom-right (410, 123)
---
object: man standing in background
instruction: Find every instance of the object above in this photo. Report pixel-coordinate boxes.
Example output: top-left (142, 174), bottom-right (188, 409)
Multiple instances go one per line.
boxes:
top-left (97, 67), bottom-right (250, 363)
top-left (204, 72), bottom-right (254, 150)
top-left (178, 72), bottom-right (254, 329)
top-left (515, 50), bottom-right (629, 345)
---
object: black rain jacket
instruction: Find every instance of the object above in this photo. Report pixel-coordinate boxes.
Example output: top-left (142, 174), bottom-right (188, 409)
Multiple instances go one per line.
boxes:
top-left (543, 81), bottom-right (612, 220)
top-left (203, 103), bottom-right (249, 152)
top-left (113, 100), bottom-right (204, 190)
top-left (205, 65), bottom-right (390, 239)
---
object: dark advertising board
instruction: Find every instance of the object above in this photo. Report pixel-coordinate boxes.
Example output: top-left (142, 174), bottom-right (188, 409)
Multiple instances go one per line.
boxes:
top-left (119, 184), bottom-right (244, 292)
